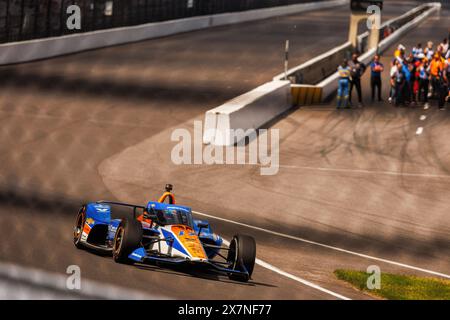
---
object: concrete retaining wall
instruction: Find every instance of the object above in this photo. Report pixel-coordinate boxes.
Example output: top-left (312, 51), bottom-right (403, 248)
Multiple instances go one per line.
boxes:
top-left (203, 81), bottom-right (291, 146)
top-left (0, 0), bottom-right (348, 66)
top-left (274, 42), bottom-right (353, 84)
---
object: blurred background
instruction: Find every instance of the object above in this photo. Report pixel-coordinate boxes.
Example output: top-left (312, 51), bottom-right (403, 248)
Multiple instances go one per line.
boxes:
top-left (0, 0), bottom-right (332, 43)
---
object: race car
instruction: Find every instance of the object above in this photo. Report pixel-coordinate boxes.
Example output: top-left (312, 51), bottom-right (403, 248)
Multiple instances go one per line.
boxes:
top-left (73, 184), bottom-right (256, 282)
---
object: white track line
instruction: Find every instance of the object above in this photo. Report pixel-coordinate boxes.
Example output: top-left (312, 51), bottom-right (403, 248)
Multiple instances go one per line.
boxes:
top-left (276, 165), bottom-right (450, 180)
top-left (221, 240), bottom-right (350, 300)
top-left (193, 211), bottom-right (450, 280)
top-left (416, 127), bottom-right (424, 135)
top-left (255, 259), bottom-right (350, 300)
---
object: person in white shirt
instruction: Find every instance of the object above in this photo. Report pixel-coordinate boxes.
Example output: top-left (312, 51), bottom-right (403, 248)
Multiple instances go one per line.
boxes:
top-left (425, 41), bottom-right (434, 60)
top-left (439, 38), bottom-right (449, 55)
top-left (412, 43), bottom-right (423, 58)
top-left (389, 60), bottom-right (400, 104)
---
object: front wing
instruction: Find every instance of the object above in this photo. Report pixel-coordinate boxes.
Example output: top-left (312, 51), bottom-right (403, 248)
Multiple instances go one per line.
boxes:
top-left (128, 248), bottom-right (249, 277)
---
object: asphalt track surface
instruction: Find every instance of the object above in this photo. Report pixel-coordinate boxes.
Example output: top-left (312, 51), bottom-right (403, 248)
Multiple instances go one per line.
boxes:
top-left (0, 1), bottom-right (444, 299)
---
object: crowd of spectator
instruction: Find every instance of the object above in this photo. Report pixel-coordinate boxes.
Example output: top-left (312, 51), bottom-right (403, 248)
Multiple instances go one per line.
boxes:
top-left (389, 38), bottom-right (450, 110)
top-left (336, 34), bottom-right (450, 111)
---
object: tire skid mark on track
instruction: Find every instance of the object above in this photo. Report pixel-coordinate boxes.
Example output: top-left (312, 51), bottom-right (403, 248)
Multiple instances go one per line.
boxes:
top-left (195, 211), bottom-right (450, 280)
top-left (276, 165), bottom-right (450, 179)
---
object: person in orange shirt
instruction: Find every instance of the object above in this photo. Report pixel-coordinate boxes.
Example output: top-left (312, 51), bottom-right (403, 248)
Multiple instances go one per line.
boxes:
top-left (430, 53), bottom-right (444, 99)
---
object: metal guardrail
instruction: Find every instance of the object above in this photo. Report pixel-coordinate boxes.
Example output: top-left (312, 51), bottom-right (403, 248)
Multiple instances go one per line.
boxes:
top-left (0, 0), bottom-right (326, 44)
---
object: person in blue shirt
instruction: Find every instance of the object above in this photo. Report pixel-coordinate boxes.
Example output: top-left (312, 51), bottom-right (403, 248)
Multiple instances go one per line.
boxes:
top-left (402, 60), bottom-right (411, 81)
top-left (370, 55), bottom-right (384, 102)
top-left (337, 59), bottom-right (351, 109)
top-left (401, 60), bottom-right (412, 105)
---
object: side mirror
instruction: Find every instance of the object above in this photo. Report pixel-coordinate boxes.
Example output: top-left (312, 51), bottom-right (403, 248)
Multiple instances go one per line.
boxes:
top-left (143, 208), bottom-right (157, 221)
top-left (197, 222), bottom-right (209, 236)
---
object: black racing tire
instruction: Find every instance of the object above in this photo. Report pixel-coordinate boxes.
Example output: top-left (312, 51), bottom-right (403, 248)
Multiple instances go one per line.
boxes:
top-left (227, 234), bottom-right (256, 282)
top-left (113, 218), bottom-right (143, 264)
top-left (73, 206), bottom-right (86, 249)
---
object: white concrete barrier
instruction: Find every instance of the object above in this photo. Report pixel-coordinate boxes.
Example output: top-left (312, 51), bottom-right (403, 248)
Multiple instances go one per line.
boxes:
top-left (203, 80), bottom-right (291, 146)
top-left (377, 3), bottom-right (441, 53)
top-left (273, 42), bottom-right (352, 82)
top-left (355, 4), bottom-right (432, 53)
top-left (0, 0), bottom-right (348, 66)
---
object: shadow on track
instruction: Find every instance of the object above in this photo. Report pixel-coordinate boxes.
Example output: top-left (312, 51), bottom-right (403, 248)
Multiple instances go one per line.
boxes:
top-left (134, 263), bottom-right (276, 288)
top-left (1, 187), bottom-right (449, 265)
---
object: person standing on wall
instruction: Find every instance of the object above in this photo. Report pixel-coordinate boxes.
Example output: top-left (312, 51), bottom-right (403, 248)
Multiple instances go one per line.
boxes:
top-left (349, 53), bottom-right (366, 107)
top-left (370, 55), bottom-right (384, 102)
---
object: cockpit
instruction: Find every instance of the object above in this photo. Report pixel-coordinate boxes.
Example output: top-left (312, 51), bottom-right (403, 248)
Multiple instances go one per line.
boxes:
top-left (150, 207), bottom-right (194, 228)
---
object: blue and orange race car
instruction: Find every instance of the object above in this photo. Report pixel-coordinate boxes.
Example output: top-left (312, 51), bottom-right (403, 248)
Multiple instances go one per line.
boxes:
top-left (73, 184), bottom-right (256, 282)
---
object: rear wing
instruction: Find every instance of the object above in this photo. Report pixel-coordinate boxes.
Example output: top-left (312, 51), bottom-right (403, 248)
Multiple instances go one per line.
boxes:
top-left (95, 200), bottom-right (163, 222)
top-left (95, 184), bottom-right (176, 219)
top-left (95, 201), bottom-right (146, 218)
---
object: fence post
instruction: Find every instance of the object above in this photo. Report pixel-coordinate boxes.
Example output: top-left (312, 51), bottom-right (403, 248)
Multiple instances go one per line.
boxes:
top-left (46, 0), bottom-right (52, 37)
top-left (19, 0), bottom-right (25, 40)
top-left (33, 1), bottom-right (39, 39)
top-left (5, 0), bottom-right (10, 42)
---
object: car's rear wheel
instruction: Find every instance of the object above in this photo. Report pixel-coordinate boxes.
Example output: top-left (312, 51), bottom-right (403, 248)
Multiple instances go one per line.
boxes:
top-left (227, 234), bottom-right (256, 282)
top-left (113, 218), bottom-right (143, 264)
top-left (73, 206), bottom-right (86, 249)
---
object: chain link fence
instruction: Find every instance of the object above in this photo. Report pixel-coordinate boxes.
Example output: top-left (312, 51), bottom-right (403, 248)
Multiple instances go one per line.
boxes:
top-left (0, 0), bottom-right (327, 43)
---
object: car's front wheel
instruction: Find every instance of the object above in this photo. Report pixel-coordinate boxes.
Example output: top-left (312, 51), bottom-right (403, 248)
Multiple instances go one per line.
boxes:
top-left (73, 206), bottom-right (86, 249)
top-left (227, 234), bottom-right (256, 282)
top-left (113, 218), bottom-right (143, 264)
